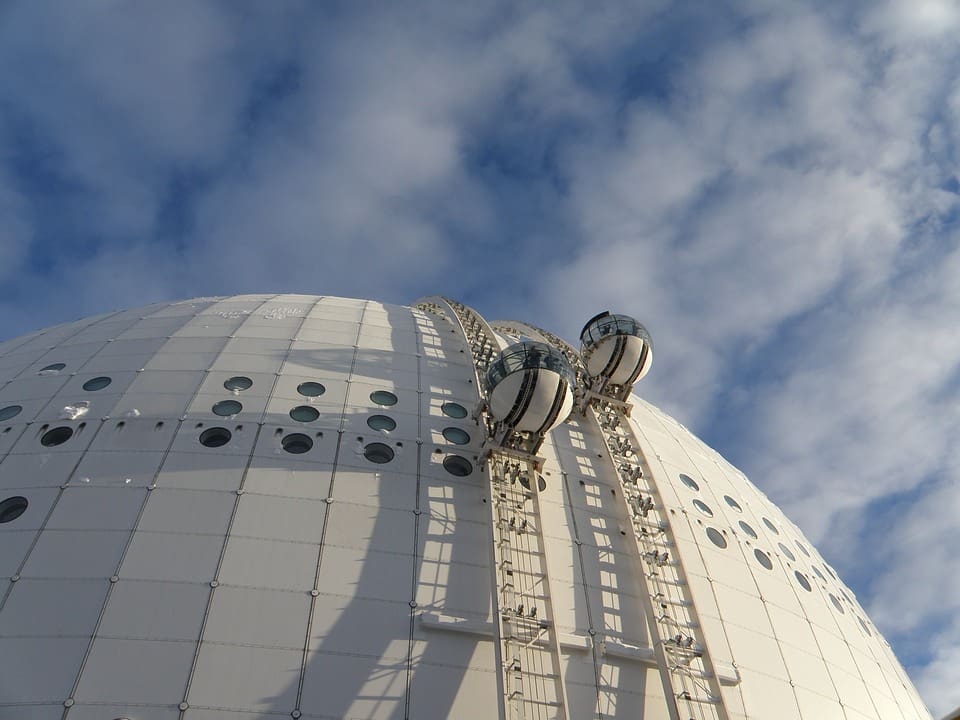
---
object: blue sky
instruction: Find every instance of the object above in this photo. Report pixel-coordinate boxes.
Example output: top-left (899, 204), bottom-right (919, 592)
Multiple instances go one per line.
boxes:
top-left (2, 1), bottom-right (960, 714)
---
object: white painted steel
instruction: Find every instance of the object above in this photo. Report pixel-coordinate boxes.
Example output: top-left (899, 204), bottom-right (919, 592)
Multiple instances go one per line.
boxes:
top-left (0, 294), bottom-right (932, 720)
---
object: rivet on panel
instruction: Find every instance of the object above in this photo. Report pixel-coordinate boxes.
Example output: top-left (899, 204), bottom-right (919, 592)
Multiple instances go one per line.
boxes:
top-left (325, 497), bottom-right (334, 504)
top-left (10, 575), bottom-right (19, 582)
top-left (588, 628), bottom-right (596, 636)
top-left (310, 589), bottom-right (320, 597)
top-left (237, 489), bottom-right (245, 496)
top-left (210, 580), bottom-right (219, 588)
top-left (179, 702), bottom-right (189, 711)
top-left (292, 710), bottom-right (302, 719)
top-left (64, 698), bottom-right (75, 707)
top-left (147, 485), bottom-right (156, 491)
top-left (409, 600), bottom-right (417, 608)
top-left (110, 575), bottom-right (119, 583)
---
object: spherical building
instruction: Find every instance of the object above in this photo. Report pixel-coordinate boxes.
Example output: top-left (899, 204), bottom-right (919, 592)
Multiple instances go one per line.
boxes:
top-left (0, 294), bottom-right (931, 720)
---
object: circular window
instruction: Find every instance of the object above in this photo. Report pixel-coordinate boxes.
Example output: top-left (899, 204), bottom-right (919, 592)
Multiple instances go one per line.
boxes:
top-left (778, 542), bottom-right (796, 561)
top-left (282, 433), bottom-right (313, 454)
top-left (519, 473), bottom-right (547, 492)
top-left (82, 376), bottom-right (112, 391)
top-left (0, 496), bottom-right (28, 524)
top-left (212, 400), bottom-right (243, 417)
top-left (224, 376), bottom-right (253, 391)
top-left (762, 517), bottom-right (779, 534)
top-left (41, 426), bottom-right (73, 447)
top-left (39, 363), bottom-right (66, 374)
top-left (678, 473), bottom-right (699, 491)
top-left (693, 499), bottom-right (713, 517)
top-left (706, 527), bottom-right (727, 548)
top-left (795, 571), bottom-right (812, 592)
top-left (738, 521), bottom-right (758, 539)
top-left (199, 427), bottom-right (231, 448)
top-left (441, 402), bottom-right (468, 419)
top-left (724, 495), bottom-right (742, 512)
top-left (829, 594), bottom-right (845, 614)
top-left (825, 566), bottom-right (836, 580)
top-left (796, 540), bottom-right (810, 557)
top-left (370, 390), bottom-right (398, 407)
top-left (442, 427), bottom-right (470, 445)
top-left (754, 549), bottom-right (773, 570)
top-left (443, 455), bottom-right (473, 477)
top-left (297, 382), bottom-right (326, 397)
top-left (0, 405), bottom-right (22, 422)
top-left (367, 415), bottom-right (397, 432)
top-left (290, 406), bottom-right (320, 423)
top-left (858, 617), bottom-right (872, 636)
top-left (363, 442), bottom-right (394, 464)
top-left (812, 566), bottom-right (826, 581)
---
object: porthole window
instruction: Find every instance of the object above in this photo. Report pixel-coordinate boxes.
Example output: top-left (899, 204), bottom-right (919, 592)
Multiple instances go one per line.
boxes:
top-left (829, 594), bottom-right (845, 614)
top-left (796, 540), bottom-right (810, 557)
top-left (754, 549), bottom-right (773, 570)
top-left (82, 376), bottom-right (112, 391)
top-left (724, 495), bottom-right (742, 512)
top-left (812, 566), bottom-right (826, 581)
top-left (0, 496), bottom-right (28, 524)
top-left (367, 415), bottom-right (397, 432)
top-left (795, 571), bottom-right (812, 592)
top-left (762, 517), bottom-right (779, 534)
top-left (199, 427), bottom-right (231, 448)
top-left (0, 405), bottom-right (22, 421)
top-left (739, 521), bottom-right (758, 539)
top-left (363, 442), bottom-right (394, 464)
top-left (41, 426), bottom-right (73, 447)
top-left (858, 617), bottom-right (872, 636)
top-left (678, 473), bottom-right (699, 491)
top-left (443, 455), bottom-right (473, 477)
top-left (441, 402), bottom-right (468, 419)
top-left (693, 499), bottom-right (713, 517)
top-left (442, 427), bottom-right (470, 445)
top-left (825, 566), bottom-right (836, 580)
top-left (224, 376), bottom-right (253, 391)
top-left (370, 390), bottom-right (398, 407)
top-left (290, 406), bottom-right (320, 423)
top-left (282, 433), bottom-right (313, 454)
top-left (706, 527), bottom-right (727, 548)
top-left (38, 363), bottom-right (66, 374)
top-left (778, 542), bottom-right (796, 561)
top-left (212, 400), bottom-right (243, 417)
top-left (297, 382), bottom-right (326, 397)
top-left (519, 473), bottom-right (547, 492)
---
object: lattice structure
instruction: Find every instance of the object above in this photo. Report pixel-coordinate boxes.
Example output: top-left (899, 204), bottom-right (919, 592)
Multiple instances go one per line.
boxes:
top-left (415, 297), bottom-right (568, 720)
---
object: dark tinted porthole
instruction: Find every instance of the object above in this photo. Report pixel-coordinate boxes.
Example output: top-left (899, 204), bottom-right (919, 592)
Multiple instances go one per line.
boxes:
top-left (858, 617), bottom-right (872, 636)
top-left (370, 390), bottom-right (398, 407)
top-left (0, 496), bottom-right (28, 524)
top-left (290, 406), bottom-right (320, 423)
top-left (739, 521), bottom-right (758, 539)
top-left (829, 594), bottom-right (845, 614)
top-left (39, 363), bottom-right (66, 374)
top-left (795, 571), bottom-right (812, 592)
top-left (41, 426), bottom-right (73, 447)
top-left (443, 455), bottom-right (473, 477)
top-left (367, 415), bottom-right (397, 432)
top-left (442, 427), bottom-right (470, 445)
top-left (297, 382), bottom-right (326, 397)
top-left (693, 499), bottom-right (713, 517)
top-left (224, 376), bottom-right (253, 391)
top-left (778, 542), bottom-right (796, 561)
top-left (706, 527), bottom-right (727, 548)
top-left (82, 376), bottom-right (112, 391)
top-left (754, 548), bottom-right (773, 570)
top-left (282, 433), bottom-right (313, 454)
top-left (0, 405), bottom-right (22, 421)
top-left (519, 473), bottom-right (547, 492)
top-left (812, 566), bottom-right (826, 581)
top-left (199, 427), bottom-right (231, 448)
top-left (212, 400), bottom-right (243, 417)
top-left (678, 473), bottom-right (699, 491)
top-left (825, 566), bottom-right (836, 580)
top-left (363, 442), bottom-right (394, 464)
top-left (441, 402), bottom-right (468, 419)
top-left (796, 540), bottom-right (810, 557)
top-left (762, 517), bottom-right (779, 534)
top-left (724, 495), bottom-right (742, 512)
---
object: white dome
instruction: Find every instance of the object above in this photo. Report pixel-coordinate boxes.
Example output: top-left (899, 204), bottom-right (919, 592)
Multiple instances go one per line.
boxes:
top-left (0, 294), bottom-right (931, 719)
